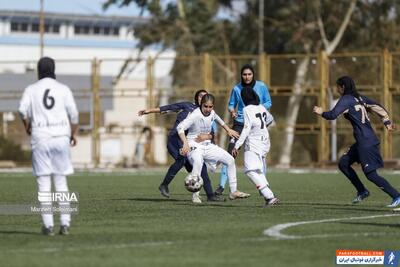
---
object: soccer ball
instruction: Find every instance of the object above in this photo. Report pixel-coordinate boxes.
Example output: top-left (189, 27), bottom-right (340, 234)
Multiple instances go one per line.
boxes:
top-left (184, 174), bottom-right (203, 193)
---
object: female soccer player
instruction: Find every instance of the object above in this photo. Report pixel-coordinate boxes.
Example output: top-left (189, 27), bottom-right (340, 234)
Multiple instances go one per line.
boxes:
top-left (231, 87), bottom-right (279, 206)
top-left (215, 64), bottom-right (272, 195)
top-left (138, 90), bottom-right (223, 203)
top-left (177, 94), bottom-right (250, 200)
top-left (313, 76), bottom-right (400, 207)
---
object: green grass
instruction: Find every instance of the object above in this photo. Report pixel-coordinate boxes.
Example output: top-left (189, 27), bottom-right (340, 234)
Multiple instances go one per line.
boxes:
top-left (0, 170), bottom-right (399, 267)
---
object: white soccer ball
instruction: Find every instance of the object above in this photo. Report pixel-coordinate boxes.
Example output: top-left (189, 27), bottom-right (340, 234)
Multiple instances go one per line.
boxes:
top-left (184, 174), bottom-right (203, 193)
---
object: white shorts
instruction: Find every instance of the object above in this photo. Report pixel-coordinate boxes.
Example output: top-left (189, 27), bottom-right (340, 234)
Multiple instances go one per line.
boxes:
top-left (32, 136), bottom-right (74, 176)
top-left (243, 150), bottom-right (265, 173)
top-left (187, 143), bottom-right (234, 173)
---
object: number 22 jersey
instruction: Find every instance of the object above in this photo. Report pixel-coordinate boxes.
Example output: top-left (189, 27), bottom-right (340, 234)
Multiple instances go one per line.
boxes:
top-left (18, 77), bottom-right (79, 148)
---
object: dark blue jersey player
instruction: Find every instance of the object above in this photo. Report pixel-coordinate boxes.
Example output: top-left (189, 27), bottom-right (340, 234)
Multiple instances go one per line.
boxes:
top-left (138, 90), bottom-right (223, 203)
top-left (313, 76), bottom-right (400, 208)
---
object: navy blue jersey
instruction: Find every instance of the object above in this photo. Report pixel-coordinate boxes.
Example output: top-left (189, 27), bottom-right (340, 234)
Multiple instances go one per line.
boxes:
top-left (322, 95), bottom-right (391, 147)
top-left (159, 102), bottom-right (197, 137)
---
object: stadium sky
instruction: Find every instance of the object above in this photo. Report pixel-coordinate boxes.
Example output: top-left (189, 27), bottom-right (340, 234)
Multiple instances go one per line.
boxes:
top-left (0, 0), bottom-right (244, 20)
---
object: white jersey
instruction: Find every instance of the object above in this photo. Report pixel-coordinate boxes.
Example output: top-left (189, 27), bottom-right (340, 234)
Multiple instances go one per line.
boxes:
top-left (234, 104), bottom-right (273, 156)
top-left (18, 78), bottom-right (79, 148)
top-left (176, 108), bottom-right (225, 146)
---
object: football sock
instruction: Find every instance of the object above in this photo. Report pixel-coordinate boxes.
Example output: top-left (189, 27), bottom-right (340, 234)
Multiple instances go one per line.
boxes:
top-left (200, 164), bottom-right (213, 198)
top-left (37, 175), bottom-right (54, 227)
top-left (227, 162), bottom-right (237, 193)
top-left (246, 170), bottom-right (274, 199)
top-left (54, 175), bottom-right (71, 227)
top-left (365, 170), bottom-right (400, 198)
top-left (219, 164), bottom-right (228, 188)
top-left (338, 157), bottom-right (367, 193)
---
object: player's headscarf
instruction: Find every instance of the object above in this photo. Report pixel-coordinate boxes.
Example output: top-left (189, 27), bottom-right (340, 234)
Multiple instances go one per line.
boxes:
top-left (38, 57), bottom-right (56, 80)
top-left (240, 64), bottom-right (256, 88)
top-left (241, 86), bottom-right (260, 106)
top-left (194, 89), bottom-right (207, 107)
top-left (336, 76), bottom-right (366, 106)
top-left (336, 76), bottom-right (360, 98)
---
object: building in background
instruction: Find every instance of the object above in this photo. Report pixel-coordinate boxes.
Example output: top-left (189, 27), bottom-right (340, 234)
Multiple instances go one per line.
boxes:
top-left (0, 2), bottom-right (174, 167)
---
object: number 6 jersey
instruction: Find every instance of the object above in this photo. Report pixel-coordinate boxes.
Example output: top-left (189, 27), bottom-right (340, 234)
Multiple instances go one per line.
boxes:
top-left (234, 104), bottom-right (274, 156)
top-left (18, 77), bottom-right (79, 148)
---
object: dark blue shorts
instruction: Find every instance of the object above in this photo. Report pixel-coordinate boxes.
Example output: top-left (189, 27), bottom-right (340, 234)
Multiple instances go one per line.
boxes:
top-left (345, 143), bottom-right (383, 173)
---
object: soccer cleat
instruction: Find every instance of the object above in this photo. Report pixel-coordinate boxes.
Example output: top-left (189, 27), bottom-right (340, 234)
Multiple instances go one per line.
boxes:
top-left (59, 225), bottom-right (70, 235)
top-left (41, 226), bottom-right (54, 236)
top-left (214, 185), bottom-right (225, 196)
top-left (192, 192), bottom-right (202, 203)
top-left (265, 197), bottom-right (279, 207)
top-left (229, 191), bottom-right (251, 200)
top-left (387, 196), bottom-right (400, 208)
top-left (207, 195), bottom-right (226, 202)
top-left (352, 190), bottom-right (370, 204)
top-left (158, 184), bottom-right (170, 198)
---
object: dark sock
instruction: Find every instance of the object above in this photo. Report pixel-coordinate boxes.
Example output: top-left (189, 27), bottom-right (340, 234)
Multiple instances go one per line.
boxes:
top-left (365, 170), bottom-right (400, 199)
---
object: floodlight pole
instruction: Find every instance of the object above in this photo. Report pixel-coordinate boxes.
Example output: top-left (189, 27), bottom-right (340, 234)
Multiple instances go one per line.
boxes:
top-left (258, 0), bottom-right (264, 55)
top-left (39, 0), bottom-right (44, 58)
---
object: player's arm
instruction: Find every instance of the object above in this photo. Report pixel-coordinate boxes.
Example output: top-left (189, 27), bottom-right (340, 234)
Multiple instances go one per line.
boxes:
top-left (18, 89), bottom-right (31, 135)
top-left (215, 113), bottom-right (240, 139)
top-left (138, 102), bottom-right (189, 116)
top-left (228, 87), bottom-right (238, 119)
top-left (66, 89), bottom-right (79, 146)
top-left (260, 83), bottom-right (272, 110)
top-left (313, 96), bottom-right (349, 120)
top-left (363, 96), bottom-right (394, 130)
top-left (176, 111), bottom-right (196, 155)
top-left (232, 109), bottom-right (251, 157)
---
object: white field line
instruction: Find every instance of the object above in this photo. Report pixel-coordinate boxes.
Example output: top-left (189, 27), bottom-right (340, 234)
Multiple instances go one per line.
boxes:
top-left (263, 213), bottom-right (400, 240)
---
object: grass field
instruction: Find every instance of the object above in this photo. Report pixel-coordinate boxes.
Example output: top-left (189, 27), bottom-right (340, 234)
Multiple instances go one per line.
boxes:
top-left (0, 169), bottom-right (399, 267)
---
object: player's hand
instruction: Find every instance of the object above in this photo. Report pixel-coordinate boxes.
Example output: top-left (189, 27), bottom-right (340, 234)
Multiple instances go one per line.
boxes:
top-left (386, 123), bottom-right (396, 131)
top-left (313, 106), bottom-right (323, 115)
top-left (180, 143), bottom-right (190, 155)
top-left (230, 110), bottom-right (237, 119)
top-left (70, 135), bottom-right (77, 147)
top-left (227, 129), bottom-right (240, 139)
top-left (232, 148), bottom-right (238, 158)
top-left (138, 109), bottom-right (147, 116)
top-left (195, 133), bottom-right (211, 143)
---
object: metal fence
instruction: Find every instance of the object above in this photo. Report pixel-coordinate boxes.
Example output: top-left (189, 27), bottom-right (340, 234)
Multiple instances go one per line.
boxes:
top-left (1, 50), bottom-right (399, 167)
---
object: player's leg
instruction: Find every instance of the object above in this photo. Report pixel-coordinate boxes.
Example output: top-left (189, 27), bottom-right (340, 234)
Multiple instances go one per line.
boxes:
top-left (53, 174), bottom-right (71, 235)
top-left (32, 143), bottom-right (54, 235)
top-left (365, 170), bottom-right (400, 207)
top-left (215, 121), bottom-right (244, 195)
top-left (50, 137), bottom-right (74, 235)
top-left (186, 147), bottom-right (206, 203)
top-left (37, 175), bottom-right (54, 235)
top-left (244, 151), bottom-right (278, 206)
top-left (159, 137), bottom-right (185, 197)
top-left (360, 145), bottom-right (400, 207)
top-left (204, 144), bottom-right (249, 199)
top-left (338, 144), bottom-right (369, 203)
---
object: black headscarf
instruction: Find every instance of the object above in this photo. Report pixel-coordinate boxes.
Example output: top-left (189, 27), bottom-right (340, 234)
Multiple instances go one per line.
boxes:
top-left (336, 76), bottom-right (360, 98)
top-left (240, 64), bottom-right (256, 88)
top-left (37, 57), bottom-right (56, 80)
top-left (241, 86), bottom-right (260, 106)
top-left (336, 75), bottom-right (365, 106)
top-left (194, 89), bottom-right (207, 107)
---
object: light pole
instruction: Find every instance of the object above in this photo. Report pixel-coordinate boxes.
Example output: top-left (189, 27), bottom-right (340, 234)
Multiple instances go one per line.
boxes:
top-left (39, 0), bottom-right (44, 58)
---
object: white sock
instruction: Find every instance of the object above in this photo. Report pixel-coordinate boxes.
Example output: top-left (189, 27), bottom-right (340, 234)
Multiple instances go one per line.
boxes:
top-left (246, 170), bottom-right (274, 199)
top-left (227, 162), bottom-right (237, 193)
top-left (53, 174), bottom-right (71, 227)
top-left (192, 191), bottom-right (200, 199)
top-left (37, 175), bottom-right (54, 227)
